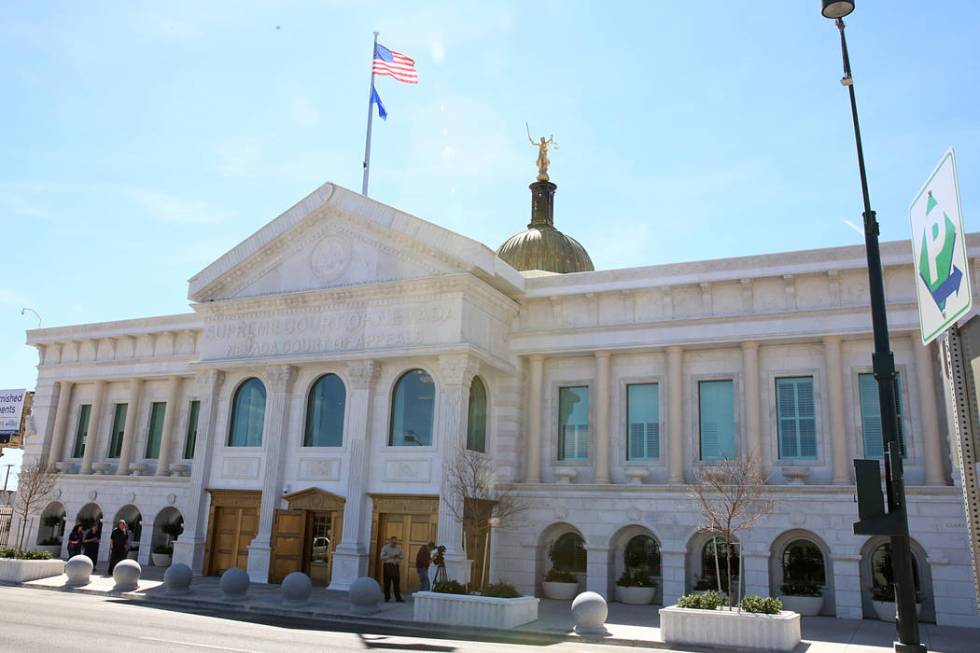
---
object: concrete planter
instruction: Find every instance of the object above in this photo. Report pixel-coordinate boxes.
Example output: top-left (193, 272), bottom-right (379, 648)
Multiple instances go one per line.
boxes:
top-left (151, 553), bottom-right (172, 567)
top-left (616, 585), bottom-right (657, 605)
top-left (660, 605), bottom-right (801, 653)
top-left (0, 558), bottom-right (67, 583)
top-left (542, 581), bottom-right (579, 600)
top-left (871, 600), bottom-right (922, 623)
top-left (778, 594), bottom-right (823, 617)
top-left (36, 545), bottom-right (63, 558)
top-left (414, 592), bottom-right (539, 629)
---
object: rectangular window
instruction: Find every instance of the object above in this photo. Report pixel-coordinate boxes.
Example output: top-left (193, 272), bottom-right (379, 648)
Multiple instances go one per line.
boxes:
top-left (558, 386), bottom-right (590, 461)
top-left (144, 402), bottom-right (167, 459)
top-left (699, 380), bottom-right (736, 461)
top-left (627, 383), bottom-right (660, 460)
top-left (776, 376), bottom-right (817, 460)
top-left (71, 404), bottom-right (92, 459)
top-left (183, 400), bottom-right (200, 460)
top-left (106, 403), bottom-right (128, 459)
top-left (858, 373), bottom-right (906, 458)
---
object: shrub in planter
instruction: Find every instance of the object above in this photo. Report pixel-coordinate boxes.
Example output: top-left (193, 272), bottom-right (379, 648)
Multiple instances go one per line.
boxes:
top-left (0, 548), bottom-right (53, 560)
top-left (692, 576), bottom-right (715, 591)
top-left (542, 568), bottom-right (579, 599)
top-left (544, 569), bottom-right (576, 583)
top-left (38, 538), bottom-right (61, 546)
top-left (870, 586), bottom-right (922, 622)
top-left (483, 581), bottom-right (521, 598)
top-left (778, 581), bottom-right (823, 616)
top-left (741, 595), bottom-right (783, 614)
top-left (616, 569), bottom-right (658, 605)
top-left (677, 590), bottom-right (726, 610)
top-left (433, 580), bottom-right (469, 595)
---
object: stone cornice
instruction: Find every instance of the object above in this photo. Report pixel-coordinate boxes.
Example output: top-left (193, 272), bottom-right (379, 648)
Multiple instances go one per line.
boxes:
top-left (26, 313), bottom-right (200, 345)
top-left (499, 482), bottom-right (961, 498)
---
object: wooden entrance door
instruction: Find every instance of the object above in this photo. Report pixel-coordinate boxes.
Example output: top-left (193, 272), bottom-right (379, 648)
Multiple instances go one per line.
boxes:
top-left (269, 509), bottom-right (305, 584)
top-left (204, 489), bottom-right (261, 576)
top-left (374, 511), bottom-right (438, 593)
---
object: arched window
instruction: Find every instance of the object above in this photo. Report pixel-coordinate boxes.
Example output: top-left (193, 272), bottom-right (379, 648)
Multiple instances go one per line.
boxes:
top-left (466, 376), bottom-right (487, 452)
top-left (701, 536), bottom-right (740, 591)
top-left (782, 539), bottom-right (826, 585)
top-left (304, 374), bottom-right (346, 447)
top-left (550, 532), bottom-right (587, 573)
top-left (389, 369), bottom-right (435, 446)
top-left (228, 378), bottom-right (266, 447)
top-left (871, 543), bottom-right (920, 596)
top-left (625, 534), bottom-right (661, 577)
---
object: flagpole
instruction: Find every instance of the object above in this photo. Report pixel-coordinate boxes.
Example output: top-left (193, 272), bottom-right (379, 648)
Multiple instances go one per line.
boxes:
top-left (361, 31), bottom-right (379, 196)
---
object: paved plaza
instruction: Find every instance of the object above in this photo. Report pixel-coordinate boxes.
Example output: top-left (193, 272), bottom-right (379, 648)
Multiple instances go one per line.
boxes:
top-left (10, 569), bottom-right (977, 652)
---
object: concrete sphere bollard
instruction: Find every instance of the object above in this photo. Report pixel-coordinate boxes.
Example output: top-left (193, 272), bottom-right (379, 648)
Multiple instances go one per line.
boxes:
top-left (281, 571), bottom-right (313, 606)
top-left (164, 562), bottom-right (193, 595)
top-left (571, 591), bottom-right (609, 636)
top-left (112, 559), bottom-right (142, 592)
top-left (220, 567), bottom-right (250, 601)
top-left (349, 576), bottom-right (383, 615)
top-left (64, 555), bottom-right (93, 587)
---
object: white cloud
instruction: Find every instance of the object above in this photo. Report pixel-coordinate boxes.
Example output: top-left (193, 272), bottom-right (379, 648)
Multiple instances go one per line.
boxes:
top-left (842, 218), bottom-right (863, 236)
top-left (0, 288), bottom-right (29, 307)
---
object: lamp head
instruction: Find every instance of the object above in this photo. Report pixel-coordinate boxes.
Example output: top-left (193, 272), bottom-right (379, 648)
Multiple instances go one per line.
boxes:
top-left (821, 0), bottom-right (854, 19)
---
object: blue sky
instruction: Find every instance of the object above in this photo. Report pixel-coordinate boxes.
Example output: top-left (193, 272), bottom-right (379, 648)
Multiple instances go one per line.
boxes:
top-left (2, 0), bottom-right (980, 407)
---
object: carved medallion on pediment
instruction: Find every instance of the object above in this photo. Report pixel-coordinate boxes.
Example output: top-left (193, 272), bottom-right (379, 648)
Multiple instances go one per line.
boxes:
top-left (310, 235), bottom-right (353, 283)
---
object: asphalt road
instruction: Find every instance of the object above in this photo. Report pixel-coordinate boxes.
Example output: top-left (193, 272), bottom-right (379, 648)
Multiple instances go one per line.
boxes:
top-left (0, 586), bottom-right (664, 653)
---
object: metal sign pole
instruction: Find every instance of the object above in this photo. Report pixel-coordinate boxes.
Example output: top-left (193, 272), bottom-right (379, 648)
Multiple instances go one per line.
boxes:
top-left (939, 326), bottom-right (980, 612)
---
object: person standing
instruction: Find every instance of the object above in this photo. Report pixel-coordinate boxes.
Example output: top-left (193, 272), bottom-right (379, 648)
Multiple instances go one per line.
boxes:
top-left (415, 541), bottom-right (434, 592)
top-left (107, 520), bottom-right (129, 575)
top-left (66, 524), bottom-right (84, 558)
top-left (81, 523), bottom-right (100, 567)
top-left (379, 535), bottom-right (404, 602)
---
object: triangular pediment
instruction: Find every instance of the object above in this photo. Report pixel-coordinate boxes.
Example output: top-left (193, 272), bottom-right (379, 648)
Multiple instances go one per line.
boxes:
top-left (283, 487), bottom-right (346, 511)
top-left (188, 182), bottom-right (524, 302)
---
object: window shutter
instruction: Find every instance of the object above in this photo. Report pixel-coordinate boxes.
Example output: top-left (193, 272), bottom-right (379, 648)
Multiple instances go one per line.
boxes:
top-left (699, 380), bottom-right (734, 460)
top-left (859, 373), bottom-right (884, 458)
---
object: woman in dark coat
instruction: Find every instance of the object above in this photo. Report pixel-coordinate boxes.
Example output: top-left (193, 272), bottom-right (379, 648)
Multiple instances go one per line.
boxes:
top-left (66, 524), bottom-right (84, 557)
top-left (81, 524), bottom-right (100, 567)
top-left (107, 520), bottom-right (130, 575)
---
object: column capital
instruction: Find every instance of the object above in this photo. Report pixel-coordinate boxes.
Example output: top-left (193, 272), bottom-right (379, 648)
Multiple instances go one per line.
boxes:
top-left (741, 341), bottom-right (759, 351)
top-left (594, 350), bottom-right (612, 361)
top-left (264, 364), bottom-right (296, 393)
top-left (347, 359), bottom-right (379, 390)
top-left (822, 334), bottom-right (843, 345)
top-left (666, 344), bottom-right (683, 354)
top-left (438, 353), bottom-right (480, 387)
top-left (193, 369), bottom-right (223, 391)
top-left (528, 353), bottom-right (545, 363)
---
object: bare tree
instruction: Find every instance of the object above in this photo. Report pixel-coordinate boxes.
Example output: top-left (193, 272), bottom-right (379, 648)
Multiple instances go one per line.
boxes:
top-left (7, 461), bottom-right (58, 551)
top-left (442, 448), bottom-right (528, 591)
top-left (687, 455), bottom-right (776, 608)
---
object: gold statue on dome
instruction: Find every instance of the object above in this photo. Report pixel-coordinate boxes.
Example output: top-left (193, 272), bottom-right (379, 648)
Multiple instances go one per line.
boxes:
top-left (526, 123), bottom-right (557, 182)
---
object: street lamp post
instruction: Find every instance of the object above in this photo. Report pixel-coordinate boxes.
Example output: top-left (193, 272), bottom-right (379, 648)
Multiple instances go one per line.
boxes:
top-left (819, 2), bottom-right (925, 652)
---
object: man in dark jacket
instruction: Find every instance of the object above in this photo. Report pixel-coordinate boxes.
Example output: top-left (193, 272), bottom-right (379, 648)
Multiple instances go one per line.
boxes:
top-left (415, 541), bottom-right (434, 592)
top-left (81, 524), bottom-right (100, 567)
top-left (107, 520), bottom-right (129, 575)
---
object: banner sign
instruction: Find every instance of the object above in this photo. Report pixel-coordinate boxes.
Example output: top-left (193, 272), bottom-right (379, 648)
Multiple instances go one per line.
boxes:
top-left (910, 148), bottom-right (972, 345)
top-left (0, 389), bottom-right (27, 436)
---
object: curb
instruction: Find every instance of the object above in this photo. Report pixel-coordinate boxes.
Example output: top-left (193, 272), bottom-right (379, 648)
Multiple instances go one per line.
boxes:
top-left (9, 579), bottom-right (673, 649)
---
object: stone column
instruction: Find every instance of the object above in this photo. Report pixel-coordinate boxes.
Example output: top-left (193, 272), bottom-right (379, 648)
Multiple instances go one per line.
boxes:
top-left (46, 381), bottom-right (73, 470)
top-left (436, 353), bottom-right (480, 583)
top-left (116, 378), bottom-right (144, 476)
top-left (97, 517), bottom-right (113, 565)
top-left (660, 549), bottom-right (687, 605)
top-left (667, 346), bottom-right (685, 483)
top-left (742, 343), bottom-right (762, 468)
top-left (173, 370), bottom-right (223, 572)
top-left (79, 381), bottom-right (107, 475)
top-left (594, 351), bottom-right (611, 484)
top-left (585, 545), bottom-right (610, 598)
top-left (247, 364), bottom-right (296, 583)
top-left (137, 520), bottom-right (153, 566)
top-left (823, 336), bottom-right (850, 484)
top-left (526, 355), bottom-right (544, 483)
top-left (913, 336), bottom-right (946, 485)
top-left (329, 360), bottom-right (379, 591)
top-left (154, 376), bottom-right (183, 476)
top-left (831, 554), bottom-right (863, 619)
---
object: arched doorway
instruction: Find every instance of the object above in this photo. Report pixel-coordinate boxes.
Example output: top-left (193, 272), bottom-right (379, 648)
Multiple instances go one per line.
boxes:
top-left (860, 537), bottom-right (934, 623)
top-left (151, 507), bottom-right (183, 566)
top-left (75, 503), bottom-right (103, 562)
top-left (36, 501), bottom-right (66, 551)
top-left (769, 530), bottom-right (835, 616)
top-left (687, 531), bottom-right (740, 594)
top-left (609, 525), bottom-right (662, 603)
top-left (112, 505), bottom-right (142, 560)
top-left (536, 523), bottom-right (586, 596)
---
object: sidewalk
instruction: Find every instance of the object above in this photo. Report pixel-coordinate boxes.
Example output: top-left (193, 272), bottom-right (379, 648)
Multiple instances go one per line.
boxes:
top-left (19, 569), bottom-right (977, 653)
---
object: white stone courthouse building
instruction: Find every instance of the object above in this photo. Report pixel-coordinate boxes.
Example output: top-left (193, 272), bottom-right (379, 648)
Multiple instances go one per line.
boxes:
top-left (17, 178), bottom-right (980, 627)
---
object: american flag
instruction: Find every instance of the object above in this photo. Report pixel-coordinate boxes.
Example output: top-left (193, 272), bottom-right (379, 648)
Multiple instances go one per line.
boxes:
top-left (373, 42), bottom-right (418, 84)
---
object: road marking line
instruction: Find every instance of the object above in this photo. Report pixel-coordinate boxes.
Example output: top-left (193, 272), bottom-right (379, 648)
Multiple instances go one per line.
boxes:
top-left (138, 636), bottom-right (261, 652)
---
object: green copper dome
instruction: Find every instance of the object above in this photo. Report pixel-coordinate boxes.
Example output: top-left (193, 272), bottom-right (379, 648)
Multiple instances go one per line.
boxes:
top-left (496, 181), bottom-right (594, 274)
